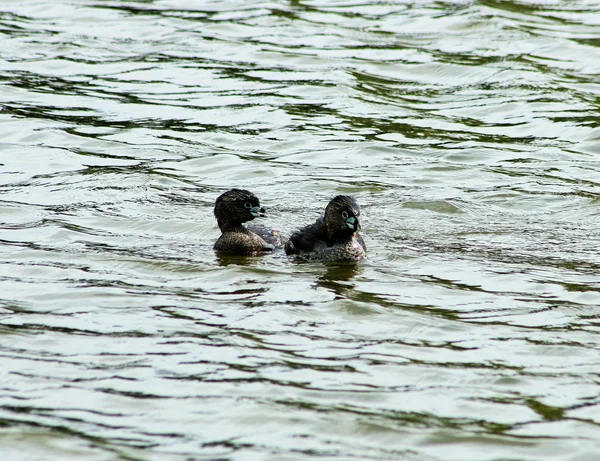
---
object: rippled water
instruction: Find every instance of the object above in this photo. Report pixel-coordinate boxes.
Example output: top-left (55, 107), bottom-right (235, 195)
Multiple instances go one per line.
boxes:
top-left (2, 1), bottom-right (600, 460)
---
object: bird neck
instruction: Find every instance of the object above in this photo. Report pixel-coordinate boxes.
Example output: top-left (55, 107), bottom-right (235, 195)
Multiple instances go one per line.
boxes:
top-left (327, 229), bottom-right (355, 244)
top-left (218, 220), bottom-right (248, 232)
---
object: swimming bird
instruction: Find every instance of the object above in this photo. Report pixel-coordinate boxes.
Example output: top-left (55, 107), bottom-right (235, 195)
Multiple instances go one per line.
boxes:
top-left (285, 195), bottom-right (366, 262)
top-left (213, 189), bottom-right (281, 255)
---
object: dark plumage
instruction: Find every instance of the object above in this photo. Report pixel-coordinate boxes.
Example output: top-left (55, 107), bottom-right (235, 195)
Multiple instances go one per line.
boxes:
top-left (213, 189), bottom-right (281, 255)
top-left (285, 195), bottom-right (366, 262)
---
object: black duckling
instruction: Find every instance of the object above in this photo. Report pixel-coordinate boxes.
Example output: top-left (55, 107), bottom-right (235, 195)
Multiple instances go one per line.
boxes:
top-left (214, 189), bottom-right (281, 255)
top-left (285, 195), bottom-right (366, 262)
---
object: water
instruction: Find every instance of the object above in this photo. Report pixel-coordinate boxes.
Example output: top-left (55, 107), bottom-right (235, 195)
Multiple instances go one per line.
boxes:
top-left (1, 1), bottom-right (600, 460)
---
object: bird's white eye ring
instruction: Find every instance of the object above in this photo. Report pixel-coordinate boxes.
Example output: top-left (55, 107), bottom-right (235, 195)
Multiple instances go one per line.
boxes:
top-left (342, 211), bottom-right (349, 219)
top-left (244, 202), bottom-right (252, 209)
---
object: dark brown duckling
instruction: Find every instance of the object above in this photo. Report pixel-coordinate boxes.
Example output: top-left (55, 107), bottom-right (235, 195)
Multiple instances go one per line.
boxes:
top-left (214, 188), bottom-right (281, 255)
top-left (285, 195), bottom-right (366, 262)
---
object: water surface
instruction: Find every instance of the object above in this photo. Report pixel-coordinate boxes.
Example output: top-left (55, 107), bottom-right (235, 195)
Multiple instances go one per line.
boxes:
top-left (1, 1), bottom-right (600, 460)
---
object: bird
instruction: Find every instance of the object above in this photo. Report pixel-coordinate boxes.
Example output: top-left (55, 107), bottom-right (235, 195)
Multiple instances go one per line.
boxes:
top-left (213, 188), bottom-right (281, 255)
top-left (285, 195), bottom-right (366, 262)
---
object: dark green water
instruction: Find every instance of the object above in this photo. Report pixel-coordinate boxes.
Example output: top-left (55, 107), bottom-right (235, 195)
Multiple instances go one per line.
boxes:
top-left (1, 1), bottom-right (600, 460)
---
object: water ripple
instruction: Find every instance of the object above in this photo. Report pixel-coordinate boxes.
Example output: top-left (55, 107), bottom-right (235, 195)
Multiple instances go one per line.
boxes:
top-left (1, 1), bottom-right (600, 460)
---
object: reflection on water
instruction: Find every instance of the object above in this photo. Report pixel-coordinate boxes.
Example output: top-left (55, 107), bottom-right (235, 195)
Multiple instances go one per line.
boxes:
top-left (1, 1), bottom-right (600, 460)
top-left (315, 263), bottom-right (362, 299)
top-left (215, 253), bottom-right (263, 267)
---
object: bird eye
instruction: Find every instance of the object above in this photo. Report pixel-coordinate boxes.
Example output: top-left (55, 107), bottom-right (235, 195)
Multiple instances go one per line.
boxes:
top-left (244, 202), bottom-right (252, 209)
top-left (342, 211), bottom-right (349, 219)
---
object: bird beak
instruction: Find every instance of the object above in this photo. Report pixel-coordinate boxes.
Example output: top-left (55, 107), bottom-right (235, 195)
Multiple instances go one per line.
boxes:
top-left (345, 216), bottom-right (360, 231)
top-left (250, 206), bottom-right (266, 218)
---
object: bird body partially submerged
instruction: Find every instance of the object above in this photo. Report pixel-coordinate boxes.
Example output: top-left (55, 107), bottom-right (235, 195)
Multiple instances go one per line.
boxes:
top-left (285, 195), bottom-right (366, 262)
top-left (213, 189), bottom-right (281, 255)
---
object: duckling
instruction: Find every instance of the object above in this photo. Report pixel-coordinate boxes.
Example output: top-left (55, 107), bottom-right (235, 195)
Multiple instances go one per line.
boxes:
top-left (214, 189), bottom-right (281, 255)
top-left (285, 195), bottom-right (366, 262)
